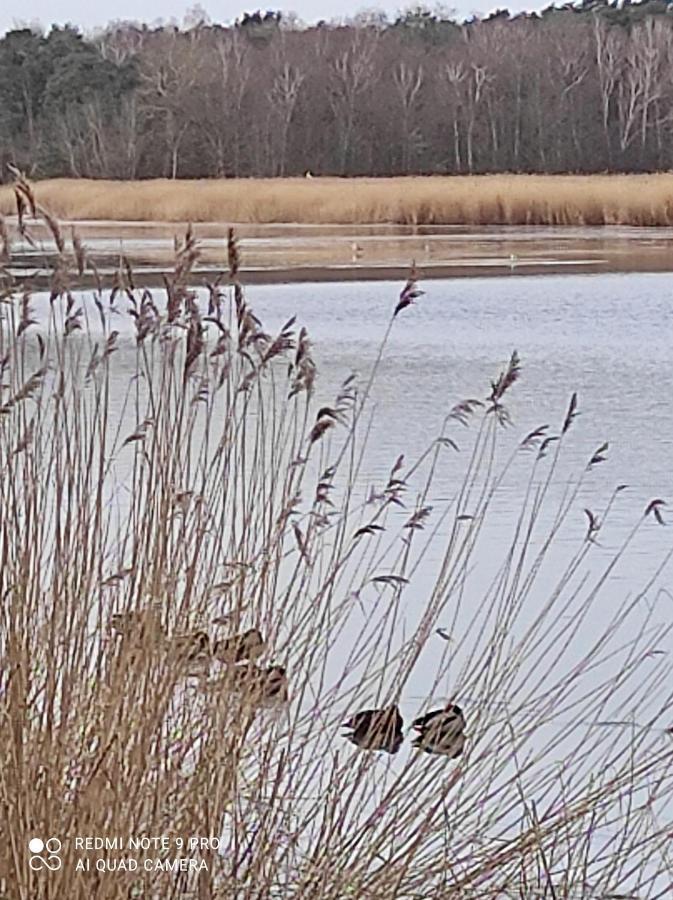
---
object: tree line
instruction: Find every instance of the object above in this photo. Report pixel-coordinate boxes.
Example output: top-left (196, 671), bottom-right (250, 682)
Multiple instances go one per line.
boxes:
top-left (2, 1), bottom-right (673, 180)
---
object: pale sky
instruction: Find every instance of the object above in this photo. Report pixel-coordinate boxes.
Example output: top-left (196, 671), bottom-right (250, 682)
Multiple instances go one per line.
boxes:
top-left (0, 0), bottom-right (549, 34)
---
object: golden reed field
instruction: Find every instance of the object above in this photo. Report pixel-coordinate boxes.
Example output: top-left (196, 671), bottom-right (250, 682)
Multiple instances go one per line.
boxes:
top-left (3, 174), bottom-right (673, 225)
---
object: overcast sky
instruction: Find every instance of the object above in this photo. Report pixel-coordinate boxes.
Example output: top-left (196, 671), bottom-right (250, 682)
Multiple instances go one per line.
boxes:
top-left (1, 0), bottom-right (550, 34)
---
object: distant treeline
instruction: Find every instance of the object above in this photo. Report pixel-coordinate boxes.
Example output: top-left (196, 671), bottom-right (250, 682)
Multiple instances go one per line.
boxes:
top-left (3, 1), bottom-right (673, 179)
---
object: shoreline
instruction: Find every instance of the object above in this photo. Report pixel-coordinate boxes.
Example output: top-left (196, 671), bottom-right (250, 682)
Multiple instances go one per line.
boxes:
top-left (5, 212), bottom-right (673, 288)
top-left (7, 255), bottom-right (673, 290)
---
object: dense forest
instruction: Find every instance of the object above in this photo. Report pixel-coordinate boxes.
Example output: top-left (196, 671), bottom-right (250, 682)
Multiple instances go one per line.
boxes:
top-left (2, 1), bottom-right (673, 179)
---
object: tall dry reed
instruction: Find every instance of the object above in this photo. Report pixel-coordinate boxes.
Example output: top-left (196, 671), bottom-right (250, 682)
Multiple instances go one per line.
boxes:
top-left (2, 174), bottom-right (673, 227)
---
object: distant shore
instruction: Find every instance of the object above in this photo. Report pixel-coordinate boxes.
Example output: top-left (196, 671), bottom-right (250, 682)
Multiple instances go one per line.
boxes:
top-left (8, 256), bottom-right (673, 291)
top-left (4, 174), bottom-right (673, 227)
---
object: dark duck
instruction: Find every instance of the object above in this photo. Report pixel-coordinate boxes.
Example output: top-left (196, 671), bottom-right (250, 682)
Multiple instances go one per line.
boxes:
top-left (213, 628), bottom-right (265, 664)
top-left (411, 703), bottom-right (465, 758)
top-left (342, 705), bottom-right (404, 754)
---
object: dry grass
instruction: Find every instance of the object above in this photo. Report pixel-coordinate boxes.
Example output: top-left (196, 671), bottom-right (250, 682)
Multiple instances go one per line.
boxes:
top-left (1, 185), bottom-right (673, 898)
top-left (3, 174), bottom-right (673, 226)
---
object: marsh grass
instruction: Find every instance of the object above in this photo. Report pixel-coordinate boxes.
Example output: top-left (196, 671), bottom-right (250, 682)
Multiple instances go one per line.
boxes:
top-left (0, 184), bottom-right (672, 899)
top-left (3, 174), bottom-right (673, 227)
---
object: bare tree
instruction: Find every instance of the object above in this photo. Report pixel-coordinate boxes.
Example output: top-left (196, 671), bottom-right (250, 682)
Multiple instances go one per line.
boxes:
top-left (203, 32), bottom-right (250, 177)
top-left (393, 62), bottom-right (423, 172)
top-left (139, 29), bottom-right (203, 178)
top-left (328, 29), bottom-right (378, 173)
top-left (593, 15), bottom-right (622, 163)
top-left (269, 56), bottom-right (305, 176)
top-left (444, 56), bottom-right (491, 173)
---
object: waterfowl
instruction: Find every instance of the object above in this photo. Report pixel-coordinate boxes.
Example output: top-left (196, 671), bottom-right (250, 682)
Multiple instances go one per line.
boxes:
top-left (232, 663), bottom-right (289, 706)
top-left (213, 628), bottom-right (265, 664)
top-left (342, 705), bottom-right (404, 754)
top-left (109, 608), bottom-right (164, 641)
top-left (172, 630), bottom-right (210, 663)
top-left (411, 703), bottom-right (465, 758)
top-left (260, 665), bottom-right (288, 705)
top-left (110, 610), bottom-right (139, 635)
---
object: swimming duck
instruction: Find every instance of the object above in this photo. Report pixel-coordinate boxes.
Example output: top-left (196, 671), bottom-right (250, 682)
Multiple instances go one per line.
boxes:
top-left (213, 628), bottom-right (265, 664)
top-left (232, 663), bottom-right (289, 706)
top-left (259, 665), bottom-right (288, 705)
top-left (172, 630), bottom-right (210, 663)
top-left (411, 703), bottom-right (465, 758)
top-left (342, 705), bottom-right (404, 754)
top-left (109, 608), bottom-right (164, 642)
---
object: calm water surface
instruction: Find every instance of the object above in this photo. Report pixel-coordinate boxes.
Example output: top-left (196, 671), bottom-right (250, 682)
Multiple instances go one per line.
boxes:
top-left (60, 269), bottom-right (673, 673)
top-left (248, 272), bottom-right (672, 519)
top-left (243, 273), bottom-right (673, 890)
top-left (21, 271), bottom-right (673, 889)
top-left (58, 270), bottom-right (669, 658)
top-left (246, 271), bottom-right (673, 701)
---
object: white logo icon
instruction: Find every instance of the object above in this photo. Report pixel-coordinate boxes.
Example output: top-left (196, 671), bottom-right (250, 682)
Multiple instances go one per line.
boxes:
top-left (29, 837), bottom-right (62, 871)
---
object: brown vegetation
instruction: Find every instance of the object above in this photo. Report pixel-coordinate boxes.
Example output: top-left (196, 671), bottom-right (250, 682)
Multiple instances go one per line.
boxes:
top-left (3, 174), bottom-right (673, 226)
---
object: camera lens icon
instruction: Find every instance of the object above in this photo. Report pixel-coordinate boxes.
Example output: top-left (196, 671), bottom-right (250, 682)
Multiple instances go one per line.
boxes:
top-left (29, 837), bottom-right (62, 871)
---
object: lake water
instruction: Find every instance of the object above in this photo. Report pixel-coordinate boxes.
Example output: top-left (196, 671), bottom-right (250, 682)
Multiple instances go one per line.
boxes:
top-left (72, 268), bottom-right (671, 718)
top-left (15, 270), bottom-right (673, 894)
top-left (248, 271), bottom-right (672, 517)
top-left (247, 273), bottom-right (673, 699)
top-left (76, 268), bottom-right (672, 561)
top-left (31, 269), bottom-right (673, 698)
top-left (234, 271), bottom-right (673, 894)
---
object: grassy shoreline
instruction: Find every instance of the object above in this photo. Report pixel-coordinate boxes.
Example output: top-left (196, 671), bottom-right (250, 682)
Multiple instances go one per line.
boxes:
top-left (3, 174), bottom-right (673, 226)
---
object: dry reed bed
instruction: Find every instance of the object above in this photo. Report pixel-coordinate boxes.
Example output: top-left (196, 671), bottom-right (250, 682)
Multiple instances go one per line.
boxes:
top-left (3, 174), bottom-right (673, 226)
top-left (1, 180), bottom-right (673, 899)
